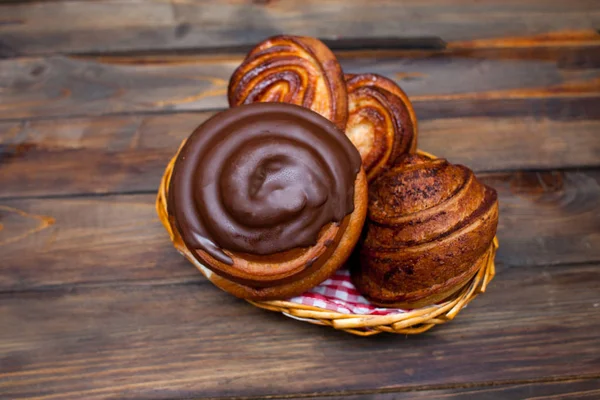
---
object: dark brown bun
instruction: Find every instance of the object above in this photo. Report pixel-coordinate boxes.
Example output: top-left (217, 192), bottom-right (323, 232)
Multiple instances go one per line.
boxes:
top-left (352, 154), bottom-right (498, 308)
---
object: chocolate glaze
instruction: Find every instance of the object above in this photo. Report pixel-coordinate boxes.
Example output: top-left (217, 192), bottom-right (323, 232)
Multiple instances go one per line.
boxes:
top-left (168, 103), bottom-right (361, 265)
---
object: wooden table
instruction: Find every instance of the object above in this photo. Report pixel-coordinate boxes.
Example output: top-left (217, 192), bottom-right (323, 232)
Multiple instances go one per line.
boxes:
top-left (1, 1), bottom-right (599, 399)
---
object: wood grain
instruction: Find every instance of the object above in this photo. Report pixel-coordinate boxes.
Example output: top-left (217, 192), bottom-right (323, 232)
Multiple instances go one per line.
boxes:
top-left (298, 378), bottom-right (600, 399)
top-left (0, 0), bottom-right (599, 56)
top-left (0, 195), bottom-right (196, 292)
top-left (1, 169), bottom-right (599, 292)
top-left (1, 44), bottom-right (599, 120)
top-left (1, 110), bottom-right (599, 199)
top-left (1, 262), bottom-right (599, 399)
top-left (0, 112), bottom-right (215, 198)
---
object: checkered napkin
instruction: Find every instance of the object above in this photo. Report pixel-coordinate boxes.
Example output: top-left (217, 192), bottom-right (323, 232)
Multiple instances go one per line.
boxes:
top-left (288, 269), bottom-right (406, 315)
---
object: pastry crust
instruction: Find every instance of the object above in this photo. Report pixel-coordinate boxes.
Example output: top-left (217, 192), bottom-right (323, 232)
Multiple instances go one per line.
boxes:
top-left (352, 154), bottom-right (498, 308)
top-left (345, 73), bottom-right (417, 181)
top-left (228, 35), bottom-right (348, 131)
top-left (160, 160), bottom-right (368, 301)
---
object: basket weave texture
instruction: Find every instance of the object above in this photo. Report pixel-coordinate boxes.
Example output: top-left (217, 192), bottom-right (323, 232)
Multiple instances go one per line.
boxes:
top-left (157, 149), bottom-right (498, 336)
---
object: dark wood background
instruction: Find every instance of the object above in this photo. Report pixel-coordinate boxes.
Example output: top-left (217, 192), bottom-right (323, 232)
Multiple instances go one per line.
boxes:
top-left (1, 1), bottom-right (599, 399)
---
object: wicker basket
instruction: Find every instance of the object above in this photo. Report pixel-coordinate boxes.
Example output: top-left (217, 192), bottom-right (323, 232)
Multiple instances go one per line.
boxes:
top-left (157, 149), bottom-right (498, 336)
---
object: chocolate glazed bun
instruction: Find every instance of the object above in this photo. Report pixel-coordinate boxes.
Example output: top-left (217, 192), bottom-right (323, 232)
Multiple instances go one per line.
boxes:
top-left (167, 102), bottom-right (368, 301)
top-left (352, 154), bottom-right (498, 308)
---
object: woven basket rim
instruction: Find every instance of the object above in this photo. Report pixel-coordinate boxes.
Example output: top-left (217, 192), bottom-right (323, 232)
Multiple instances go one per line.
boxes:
top-left (248, 238), bottom-right (496, 336)
top-left (157, 149), bottom-right (498, 336)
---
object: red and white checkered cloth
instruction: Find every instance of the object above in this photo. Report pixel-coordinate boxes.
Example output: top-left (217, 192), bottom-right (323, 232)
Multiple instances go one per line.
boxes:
top-left (288, 269), bottom-right (406, 315)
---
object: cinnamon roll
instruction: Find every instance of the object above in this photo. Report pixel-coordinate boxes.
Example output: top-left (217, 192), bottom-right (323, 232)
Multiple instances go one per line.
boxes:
top-left (345, 73), bottom-right (417, 181)
top-left (228, 35), bottom-right (348, 131)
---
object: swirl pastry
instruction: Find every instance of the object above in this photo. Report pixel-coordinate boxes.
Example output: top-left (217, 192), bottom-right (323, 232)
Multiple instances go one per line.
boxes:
top-left (352, 154), bottom-right (498, 308)
top-left (165, 102), bottom-right (368, 300)
top-left (345, 74), bottom-right (418, 181)
top-left (228, 35), bottom-right (348, 131)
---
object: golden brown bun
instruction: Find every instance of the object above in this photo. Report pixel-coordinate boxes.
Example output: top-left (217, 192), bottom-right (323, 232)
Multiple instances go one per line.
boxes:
top-left (352, 154), bottom-right (498, 308)
top-left (228, 35), bottom-right (348, 131)
top-left (345, 73), bottom-right (417, 181)
top-left (160, 155), bottom-right (368, 301)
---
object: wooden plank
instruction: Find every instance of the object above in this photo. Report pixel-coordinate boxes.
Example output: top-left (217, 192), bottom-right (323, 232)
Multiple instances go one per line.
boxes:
top-left (297, 378), bottom-right (600, 399)
top-left (0, 195), bottom-right (195, 291)
top-left (1, 262), bottom-right (599, 399)
top-left (2, 108), bottom-right (600, 198)
top-left (0, 112), bottom-right (215, 198)
top-left (1, 170), bottom-right (599, 291)
top-left (0, 0), bottom-right (599, 56)
top-left (0, 44), bottom-right (599, 121)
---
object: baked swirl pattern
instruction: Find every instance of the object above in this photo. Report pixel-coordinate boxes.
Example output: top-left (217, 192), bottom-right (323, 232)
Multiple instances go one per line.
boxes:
top-left (228, 35), bottom-right (348, 131)
top-left (352, 154), bottom-right (498, 308)
top-left (345, 73), bottom-right (417, 181)
top-left (167, 102), bottom-right (367, 300)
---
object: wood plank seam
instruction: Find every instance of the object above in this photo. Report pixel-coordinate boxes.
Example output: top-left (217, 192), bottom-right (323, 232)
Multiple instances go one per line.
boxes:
top-left (0, 276), bottom-right (209, 296)
top-left (0, 108), bottom-right (226, 125)
top-left (66, 37), bottom-right (448, 60)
